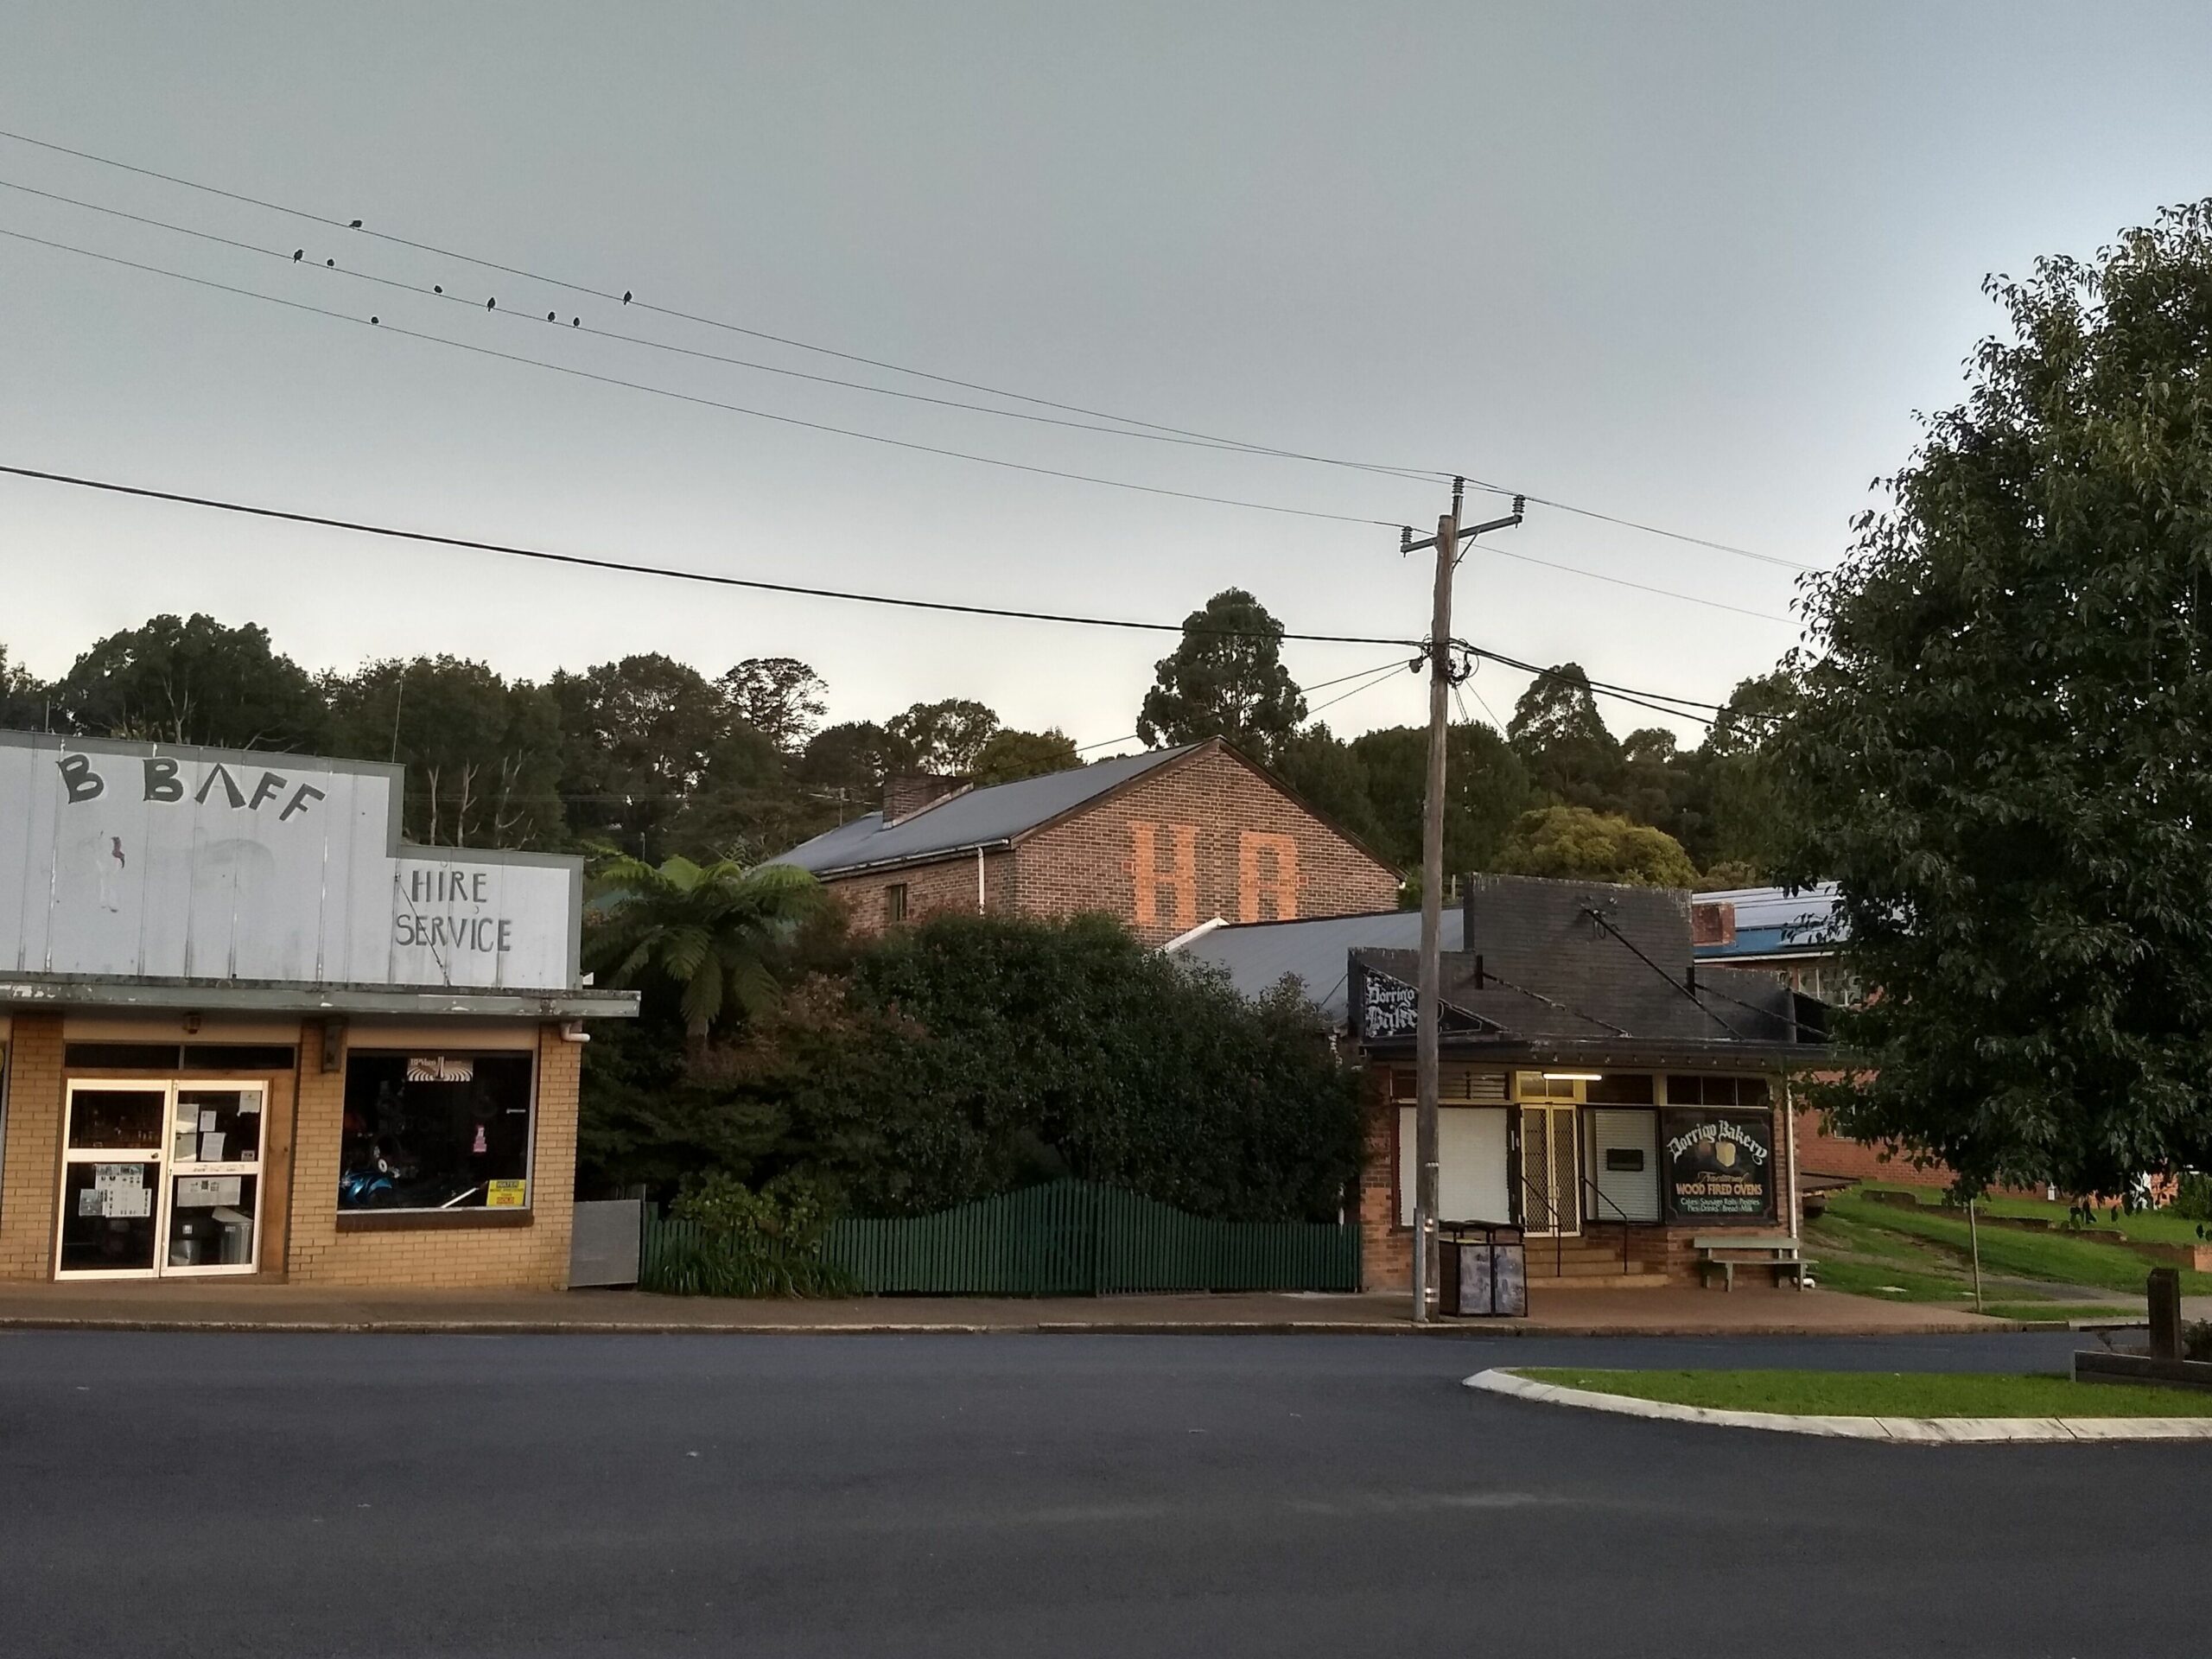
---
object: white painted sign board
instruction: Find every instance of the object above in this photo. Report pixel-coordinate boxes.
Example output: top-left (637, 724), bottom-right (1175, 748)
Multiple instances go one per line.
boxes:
top-left (1, 734), bottom-right (581, 990)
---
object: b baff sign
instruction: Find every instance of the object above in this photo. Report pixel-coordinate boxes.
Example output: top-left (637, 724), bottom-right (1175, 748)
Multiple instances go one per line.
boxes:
top-left (1660, 1109), bottom-right (1775, 1219)
top-left (0, 734), bottom-right (581, 991)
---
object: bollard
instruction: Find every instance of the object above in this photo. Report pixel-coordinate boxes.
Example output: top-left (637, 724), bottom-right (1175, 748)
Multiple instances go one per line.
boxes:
top-left (2148, 1267), bottom-right (2183, 1361)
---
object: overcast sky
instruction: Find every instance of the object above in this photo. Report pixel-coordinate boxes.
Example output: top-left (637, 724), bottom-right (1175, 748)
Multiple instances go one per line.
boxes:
top-left (3, 2), bottom-right (2210, 753)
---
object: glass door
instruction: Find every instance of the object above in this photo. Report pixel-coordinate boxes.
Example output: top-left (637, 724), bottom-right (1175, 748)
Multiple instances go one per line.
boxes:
top-left (56, 1080), bottom-right (267, 1278)
top-left (164, 1086), bottom-right (265, 1275)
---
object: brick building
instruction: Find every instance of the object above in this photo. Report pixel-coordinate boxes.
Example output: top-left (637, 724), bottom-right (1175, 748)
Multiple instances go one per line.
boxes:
top-left (773, 737), bottom-right (1402, 944)
top-left (1180, 875), bottom-right (1833, 1291)
top-left (0, 732), bottom-right (633, 1290)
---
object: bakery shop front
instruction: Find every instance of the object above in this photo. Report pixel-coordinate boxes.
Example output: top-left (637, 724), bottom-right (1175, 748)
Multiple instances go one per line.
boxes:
top-left (0, 733), bottom-right (635, 1288)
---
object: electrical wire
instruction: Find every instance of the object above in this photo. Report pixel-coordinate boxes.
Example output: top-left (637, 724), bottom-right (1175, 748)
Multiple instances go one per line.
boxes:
top-left (0, 461), bottom-right (1745, 724)
top-left (0, 125), bottom-right (1809, 566)
top-left (0, 226), bottom-right (1402, 529)
top-left (0, 127), bottom-right (1447, 486)
top-left (0, 175), bottom-right (1446, 482)
top-left (0, 179), bottom-right (1794, 624)
top-left (0, 460), bottom-right (1410, 644)
top-left (1076, 656), bottom-right (1409, 755)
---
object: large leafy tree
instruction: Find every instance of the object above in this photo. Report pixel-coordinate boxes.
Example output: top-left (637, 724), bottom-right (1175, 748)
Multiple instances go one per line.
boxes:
top-left (1493, 804), bottom-right (1700, 887)
top-left (1137, 588), bottom-right (1306, 761)
top-left (1351, 720), bottom-right (1532, 874)
top-left (50, 613), bottom-right (327, 750)
top-left (1507, 663), bottom-right (1625, 812)
top-left (719, 657), bottom-right (828, 754)
top-left (0, 643), bottom-right (46, 730)
top-left (1775, 200), bottom-right (2212, 1196)
top-left (970, 726), bottom-right (1081, 785)
top-left (884, 698), bottom-right (1001, 773)
top-left (551, 654), bottom-right (729, 857)
top-left (1693, 671), bottom-right (1801, 879)
top-left (325, 656), bottom-right (563, 848)
top-left (583, 855), bottom-right (825, 1061)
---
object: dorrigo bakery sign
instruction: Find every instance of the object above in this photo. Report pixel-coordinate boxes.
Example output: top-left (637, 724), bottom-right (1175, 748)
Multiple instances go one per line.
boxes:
top-left (1660, 1109), bottom-right (1776, 1220)
top-left (0, 734), bottom-right (580, 991)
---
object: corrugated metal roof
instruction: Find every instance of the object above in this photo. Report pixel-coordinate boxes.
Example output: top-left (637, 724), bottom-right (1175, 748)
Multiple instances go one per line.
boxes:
top-left (1176, 907), bottom-right (1460, 1024)
top-left (773, 745), bottom-right (1198, 876)
top-left (1693, 882), bottom-right (1844, 959)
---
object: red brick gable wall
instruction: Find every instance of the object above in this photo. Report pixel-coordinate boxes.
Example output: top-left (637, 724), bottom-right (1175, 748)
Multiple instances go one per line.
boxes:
top-left (1016, 744), bottom-right (1400, 944)
top-left (819, 745), bottom-right (1401, 944)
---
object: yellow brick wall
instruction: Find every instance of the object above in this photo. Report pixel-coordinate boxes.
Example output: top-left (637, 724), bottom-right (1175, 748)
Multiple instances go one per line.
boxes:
top-left (284, 1020), bottom-right (581, 1290)
top-left (0, 1015), bottom-right (65, 1280)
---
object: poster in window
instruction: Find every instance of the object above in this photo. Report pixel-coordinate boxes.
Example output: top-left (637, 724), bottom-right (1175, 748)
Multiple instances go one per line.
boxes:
top-left (1661, 1110), bottom-right (1775, 1219)
top-left (486, 1179), bottom-right (529, 1209)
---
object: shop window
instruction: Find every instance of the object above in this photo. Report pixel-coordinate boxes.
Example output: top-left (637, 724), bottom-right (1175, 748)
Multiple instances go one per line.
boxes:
top-left (339, 1052), bottom-right (535, 1212)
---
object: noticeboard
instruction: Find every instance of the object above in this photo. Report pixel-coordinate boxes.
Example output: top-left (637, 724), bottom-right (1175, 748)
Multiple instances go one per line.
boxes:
top-left (1660, 1109), bottom-right (1776, 1220)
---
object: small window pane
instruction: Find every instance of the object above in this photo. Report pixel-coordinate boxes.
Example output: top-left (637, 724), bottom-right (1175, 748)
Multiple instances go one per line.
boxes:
top-left (67, 1088), bottom-right (166, 1150)
top-left (173, 1090), bottom-right (264, 1166)
top-left (59, 1162), bottom-right (159, 1271)
top-left (182, 1045), bottom-right (296, 1071)
top-left (1586, 1074), bottom-right (1655, 1105)
top-left (1666, 1076), bottom-right (1707, 1108)
top-left (168, 1173), bottom-right (258, 1268)
top-left (65, 1044), bottom-right (182, 1071)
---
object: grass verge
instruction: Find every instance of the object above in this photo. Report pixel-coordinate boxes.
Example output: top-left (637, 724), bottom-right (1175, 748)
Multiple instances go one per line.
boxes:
top-left (1514, 1368), bottom-right (2212, 1418)
top-left (1815, 1190), bottom-right (2212, 1297)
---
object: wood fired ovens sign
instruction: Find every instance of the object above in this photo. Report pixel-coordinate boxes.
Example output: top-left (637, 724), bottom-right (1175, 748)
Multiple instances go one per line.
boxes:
top-left (1660, 1110), bottom-right (1775, 1219)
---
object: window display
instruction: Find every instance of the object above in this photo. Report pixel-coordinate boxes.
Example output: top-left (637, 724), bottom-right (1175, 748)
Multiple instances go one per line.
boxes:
top-left (339, 1052), bottom-right (534, 1211)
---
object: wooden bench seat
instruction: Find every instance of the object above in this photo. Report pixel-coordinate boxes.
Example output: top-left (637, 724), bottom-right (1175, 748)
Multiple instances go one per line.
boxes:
top-left (1693, 1233), bottom-right (1808, 1291)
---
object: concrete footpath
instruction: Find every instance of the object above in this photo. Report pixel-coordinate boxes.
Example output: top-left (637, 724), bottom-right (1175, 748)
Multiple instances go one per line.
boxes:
top-left (0, 1280), bottom-right (2063, 1337)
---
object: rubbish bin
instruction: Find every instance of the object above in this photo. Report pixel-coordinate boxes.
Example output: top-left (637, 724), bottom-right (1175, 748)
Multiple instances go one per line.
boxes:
top-left (1439, 1224), bottom-right (1528, 1317)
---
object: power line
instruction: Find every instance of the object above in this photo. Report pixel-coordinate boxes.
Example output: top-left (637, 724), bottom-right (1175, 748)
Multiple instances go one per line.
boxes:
top-left (0, 174), bottom-right (1448, 483)
top-left (1482, 544), bottom-right (1792, 624)
top-left (0, 125), bottom-right (1808, 568)
top-left (1076, 656), bottom-right (1408, 755)
top-left (19, 183), bottom-right (1801, 631)
top-left (0, 127), bottom-right (1447, 486)
top-left (0, 226), bottom-right (1402, 529)
top-left (0, 460), bottom-right (1742, 725)
top-left (0, 461), bottom-right (1410, 644)
top-left (1456, 475), bottom-right (1815, 573)
top-left (0, 179), bottom-right (1795, 626)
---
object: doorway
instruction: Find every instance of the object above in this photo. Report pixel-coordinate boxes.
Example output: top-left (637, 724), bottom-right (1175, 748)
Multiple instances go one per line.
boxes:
top-left (1519, 1103), bottom-right (1581, 1237)
top-left (55, 1079), bottom-right (267, 1278)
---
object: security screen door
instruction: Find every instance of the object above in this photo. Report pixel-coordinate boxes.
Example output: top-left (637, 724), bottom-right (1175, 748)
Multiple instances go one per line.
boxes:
top-left (57, 1080), bottom-right (267, 1278)
top-left (1519, 1103), bottom-right (1581, 1237)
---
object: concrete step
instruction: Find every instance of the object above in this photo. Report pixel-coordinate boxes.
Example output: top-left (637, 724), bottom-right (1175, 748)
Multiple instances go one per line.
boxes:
top-left (1521, 1273), bottom-right (1672, 1291)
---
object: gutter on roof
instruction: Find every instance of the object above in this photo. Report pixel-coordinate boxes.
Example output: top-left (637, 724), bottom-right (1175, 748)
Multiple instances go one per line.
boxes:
top-left (802, 837), bottom-right (1016, 880)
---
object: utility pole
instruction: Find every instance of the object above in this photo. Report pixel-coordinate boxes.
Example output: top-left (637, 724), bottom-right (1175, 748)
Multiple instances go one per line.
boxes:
top-left (1402, 480), bottom-right (1523, 1322)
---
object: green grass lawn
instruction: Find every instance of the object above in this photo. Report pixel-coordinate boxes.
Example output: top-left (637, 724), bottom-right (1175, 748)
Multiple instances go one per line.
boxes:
top-left (1815, 1189), bottom-right (2212, 1297)
top-left (1516, 1368), bottom-right (2212, 1418)
top-left (1861, 1183), bottom-right (2212, 1248)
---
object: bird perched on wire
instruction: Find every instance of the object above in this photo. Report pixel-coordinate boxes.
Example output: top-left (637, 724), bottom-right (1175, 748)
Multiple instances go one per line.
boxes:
top-left (547, 311), bottom-right (556, 321)
top-left (486, 296), bottom-right (497, 310)
top-left (433, 285), bottom-right (442, 294)
top-left (570, 317), bottom-right (579, 327)
top-left (325, 258), bottom-right (334, 267)
top-left (622, 290), bottom-right (632, 304)
top-left (349, 219), bottom-right (362, 229)
top-left (292, 249), bottom-right (303, 263)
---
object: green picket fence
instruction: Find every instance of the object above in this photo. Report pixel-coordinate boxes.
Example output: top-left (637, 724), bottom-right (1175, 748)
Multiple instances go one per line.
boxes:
top-left (639, 1179), bottom-right (1359, 1297)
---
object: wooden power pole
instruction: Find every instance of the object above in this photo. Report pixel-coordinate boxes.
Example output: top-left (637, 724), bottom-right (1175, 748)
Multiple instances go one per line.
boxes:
top-left (1402, 480), bottom-right (1523, 1322)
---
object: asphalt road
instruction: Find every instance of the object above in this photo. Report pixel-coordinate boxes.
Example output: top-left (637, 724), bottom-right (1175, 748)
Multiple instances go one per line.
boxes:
top-left (0, 1329), bottom-right (2191, 1658)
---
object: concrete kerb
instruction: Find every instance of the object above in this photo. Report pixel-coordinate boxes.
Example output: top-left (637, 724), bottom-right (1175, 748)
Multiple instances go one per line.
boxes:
top-left (1465, 1367), bottom-right (2212, 1443)
top-left (0, 1314), bottom-right (2043, 1338)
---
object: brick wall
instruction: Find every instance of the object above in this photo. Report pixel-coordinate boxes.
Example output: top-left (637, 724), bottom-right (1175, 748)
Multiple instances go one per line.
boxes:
top-left (823, 849), bottom-right (1015, 938)
top-left (1018, 744), bottom-right (1401, 944)
top-left (0, 1015), bottom-right (64, 1280)
top-left (286, 1020), bottom-right (581, 1290)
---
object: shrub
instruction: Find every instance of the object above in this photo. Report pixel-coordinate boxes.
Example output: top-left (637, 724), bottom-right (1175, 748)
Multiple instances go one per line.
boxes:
top-left (656, 1172), bottom-right (855, 1298)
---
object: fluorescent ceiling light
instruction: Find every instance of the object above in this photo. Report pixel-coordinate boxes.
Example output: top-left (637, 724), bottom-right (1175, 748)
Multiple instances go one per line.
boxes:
top-left (1541, 1071), bottom-right (1603, 1082)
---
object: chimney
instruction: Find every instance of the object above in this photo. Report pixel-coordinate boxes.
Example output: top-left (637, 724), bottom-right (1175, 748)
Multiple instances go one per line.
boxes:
top-left (1690, 900), bottom-right (1738, 948)
top-left (883, 772), bottom-right (969, 825)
